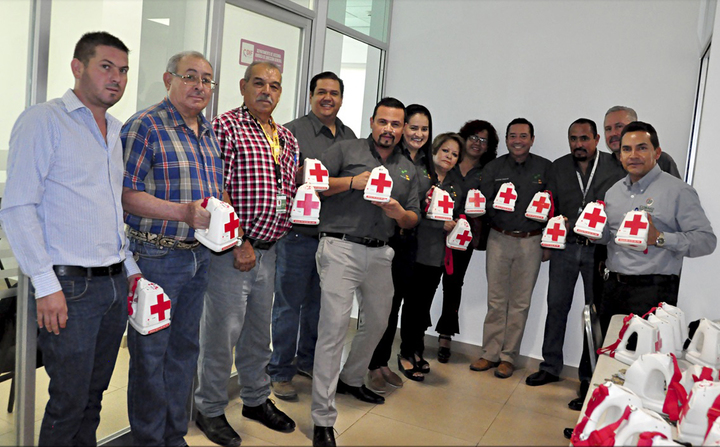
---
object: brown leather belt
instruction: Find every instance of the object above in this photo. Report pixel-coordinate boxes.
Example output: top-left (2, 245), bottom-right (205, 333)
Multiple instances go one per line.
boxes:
top-left (54, 262), bottom-right (124, 277)
top-left (491, 225), bottom-right (543, 239)
top-left (127, 228), bottom-right (200, 250)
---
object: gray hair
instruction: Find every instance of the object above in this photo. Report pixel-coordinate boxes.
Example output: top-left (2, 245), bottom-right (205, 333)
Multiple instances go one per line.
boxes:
top-left (243, 61), bottom-right (282, 83)
top-left (166, 51), bottom-right (212, 73)
top-left (605, 105), bottom-right (638, 121)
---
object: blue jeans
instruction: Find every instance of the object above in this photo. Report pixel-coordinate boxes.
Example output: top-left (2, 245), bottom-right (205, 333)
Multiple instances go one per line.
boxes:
top-left (539, 242), bottom-right (595, 376)
top-left (268, 230), bottom-right (321, 381)
top-left (127, 240), bottom-right (210, 446)
top-left (32, 272), bottom-right (127, 446)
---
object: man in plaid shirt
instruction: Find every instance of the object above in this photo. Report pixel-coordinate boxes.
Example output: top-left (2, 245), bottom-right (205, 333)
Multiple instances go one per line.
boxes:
top-left (194, 61), bottom-right (298, 447)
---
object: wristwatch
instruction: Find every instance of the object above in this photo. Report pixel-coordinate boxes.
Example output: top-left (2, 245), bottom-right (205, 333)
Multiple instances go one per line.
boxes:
top-left (239, 233), bottom-right (249, 245)
top-left (656, 232), bottom-right (666, 247)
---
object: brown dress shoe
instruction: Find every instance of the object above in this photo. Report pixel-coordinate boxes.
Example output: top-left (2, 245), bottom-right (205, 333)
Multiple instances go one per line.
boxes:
top-left (494, 361), bottom-right (514, 378)
top-left (469, 358), bottom-right (499, 371)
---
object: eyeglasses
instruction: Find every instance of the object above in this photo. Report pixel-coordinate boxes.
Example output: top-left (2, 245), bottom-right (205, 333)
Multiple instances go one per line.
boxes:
top-left (468, 135), bottom-right (488, 144)
top-left (169, 72), bottom-right (218, 90)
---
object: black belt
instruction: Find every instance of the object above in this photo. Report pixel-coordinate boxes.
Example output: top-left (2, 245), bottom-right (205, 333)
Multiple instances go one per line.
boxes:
top-left (574, 235), bottom-right (593, 246)
top-left (247, 238), bottom-right (276, 251)
top-left (491, 226), bottom-right (543, 239)
top-left (606, 271), bottom-right (679, 286)
top-left (54, 262), bottom-right (124, 278)
top-left (320, 232), bottom-right (387, 248)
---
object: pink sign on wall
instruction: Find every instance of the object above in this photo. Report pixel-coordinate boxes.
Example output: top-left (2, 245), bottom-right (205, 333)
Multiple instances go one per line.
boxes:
top-left (239, 39), bottom-right (284, 73)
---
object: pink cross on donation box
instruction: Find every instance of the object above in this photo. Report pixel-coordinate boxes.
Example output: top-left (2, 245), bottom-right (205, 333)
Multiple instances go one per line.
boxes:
top-left (364, 166), bottom-right (393, 203)
top-left (615, 210), bottom-right (650, 251)
top-left (129, 278), bottom-right (171, 335)
top-left (574, 201), bottom-right (607, 239)
top-left (427, 187), bottom-right (454, 221)
top-left (302, 158), bottom-right (329, 192)
top-left (195, 197), bottom-right (241, 252)
top-left (446, 216), bottom-right (473, 251)
top-left (290, 183), bottom-right (321, 225)
top-left (493, 182), bottom-right (517, 212)
top-left (541, 215), bottom-right (567, 249)
top-left (465, 189), bottom-right (486, 217)
top-left (525, 191), bottom-right (552, 222)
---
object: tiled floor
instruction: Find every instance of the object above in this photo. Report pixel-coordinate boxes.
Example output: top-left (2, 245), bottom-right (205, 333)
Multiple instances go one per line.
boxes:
top-left (0, 324), bottom-right (581, 446)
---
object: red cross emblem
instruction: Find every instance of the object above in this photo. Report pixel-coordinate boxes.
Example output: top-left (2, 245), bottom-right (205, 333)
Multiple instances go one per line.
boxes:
top-left (438, 194), bottom-right (453, 214)
top-left (309, 162), bottom-right (328, 182)
top-left (296, 193), bottom-right (320, 216)
top-left (151, 293), bottom-right (171, 321)
top-left (655, 333), bottom-right (662, 352)
top-left (455, 230), bottom-right (472, 246)
top-left (623, 214), bottom-right (648, 236)
top-left (469, 192), bottom-right (485, 207)
top-left (584, 207), bottom-right (607, 228)
top-left (224, 212), bottom-right (239, 238)
top-left (546, 222), bottom-right (565, 241)
top-left (531, 196), bottom-right (550, 213)
top-left (499, 188), bottom-right (517, 204)
top-left (371, 173), bottom-right (392, 193)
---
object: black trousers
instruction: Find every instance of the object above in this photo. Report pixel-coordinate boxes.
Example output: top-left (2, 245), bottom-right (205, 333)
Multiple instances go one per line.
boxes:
top-left (400, 263), bottom-right (444, 358)
top-left (436, 248), bottom-right (474, 335)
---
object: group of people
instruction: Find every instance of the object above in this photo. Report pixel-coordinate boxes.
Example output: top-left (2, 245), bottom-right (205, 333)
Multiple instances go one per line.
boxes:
top-left (0, 30), bottom-right (716, 447)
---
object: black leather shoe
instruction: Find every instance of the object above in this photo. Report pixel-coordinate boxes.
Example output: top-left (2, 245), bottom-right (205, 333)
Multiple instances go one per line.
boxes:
top-left (242, 399), bottom-right (296, 433)
top-left (337, 379), bottom-right (385, 404)
top-left (194, 412), bottom-right (242, 447)
top-left (525, 370), bottom-right (560, 386)
top-left (568, 396), bottom-right (584, 411)
top-left (313, 426), bottom-right (336, 447)
top-left (564, 428), bottom-right (573, 439)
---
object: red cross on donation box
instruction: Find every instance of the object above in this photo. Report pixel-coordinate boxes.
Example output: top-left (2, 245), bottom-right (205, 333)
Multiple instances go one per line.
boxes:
top-left (129, 278), bottom-right (172, 335)
top-left (525, 191), bottom-right (552, 222)
top-left (615, 210), bottom-right (650, 252)
top-left (493, 182), bottom-right (517, 212)
top-left (541, 215), bottom-right (567, 249)
top-left (573, 201), bottom-right (607, 239)
top-left (364, 166), bottom-right (394, 203)
top-left (427, 187), bottom-right (454, 221)
top-left (302, 158), bottom-right (329, 191)
top-left (465, 189), bottom-right (486, 217)
top-left (195, 197), bottom-right (242, 252)
top-left (290, 183), bottom-right (322, 225)
top-left (446, 216), bottom-right (473, 251)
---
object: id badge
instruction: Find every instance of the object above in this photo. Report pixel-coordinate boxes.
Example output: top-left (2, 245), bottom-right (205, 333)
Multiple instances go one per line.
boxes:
top-left (276, 194), bottom-right (288, 213)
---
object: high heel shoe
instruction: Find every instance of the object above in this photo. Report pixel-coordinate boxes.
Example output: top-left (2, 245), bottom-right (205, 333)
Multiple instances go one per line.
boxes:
top-left (397, 354), bottom-right (424, 381)
top-left (438, 335), bottom-right (452, 363)
top-left (415, 353), bottom-right (430, 374)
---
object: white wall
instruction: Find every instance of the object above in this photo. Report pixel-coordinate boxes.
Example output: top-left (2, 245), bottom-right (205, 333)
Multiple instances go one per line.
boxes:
top-left (386, 0), bottom-right (705, 369)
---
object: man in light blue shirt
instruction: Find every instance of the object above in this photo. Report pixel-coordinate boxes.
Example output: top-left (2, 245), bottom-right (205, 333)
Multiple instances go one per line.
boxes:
top-left (0, 32), bottom-right (141, 446)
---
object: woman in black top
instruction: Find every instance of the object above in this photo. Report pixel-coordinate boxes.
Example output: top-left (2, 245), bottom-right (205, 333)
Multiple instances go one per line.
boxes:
top-left (435, 120), bottom-right (499, 362)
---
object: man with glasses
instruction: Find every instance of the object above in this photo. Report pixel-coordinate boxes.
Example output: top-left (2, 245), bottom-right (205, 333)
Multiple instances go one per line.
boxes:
top-left (193, 61), bottom-right (298, 447)
top-left (0, 31), bottom-right (141, 446)
top-left (121, 50), bottom-right (224, 446)
top-left (311, 97), bottom-right (420, 447)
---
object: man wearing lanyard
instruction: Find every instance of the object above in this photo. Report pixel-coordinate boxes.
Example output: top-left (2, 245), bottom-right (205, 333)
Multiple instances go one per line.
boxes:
top-left (194, 61), bottom-right (298, 447)
top-left (122, 51), bottom-right (224, 446)
top-left (525, 119), bottom-right (625, 393)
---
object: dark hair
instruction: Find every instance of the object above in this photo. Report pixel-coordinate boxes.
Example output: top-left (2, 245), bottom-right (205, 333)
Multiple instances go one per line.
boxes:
top-left (310, 71), bottom-right (344, 97)
top-left (431, 132), bottom-right (465, 165)
top-left (506, 117), bottom-right (534, 138)
top-left (569, 118), bottom-right (598, 137)
top-left (459, 119), bottom-right (499, 167)
top-left (74, 31), bottom-right (129, 65)
top-left (620, 121), bottom-right (660, 149)
top-left (401, 104), bottom-right (433, 177)
top-left (372, 97), bottom-right (406, 121)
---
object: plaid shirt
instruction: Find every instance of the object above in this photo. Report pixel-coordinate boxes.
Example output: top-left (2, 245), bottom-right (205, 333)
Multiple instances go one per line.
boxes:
top-left (122, 98), bottom-right (224, 240)
top-left (213, 105), bottom-right (298, 242)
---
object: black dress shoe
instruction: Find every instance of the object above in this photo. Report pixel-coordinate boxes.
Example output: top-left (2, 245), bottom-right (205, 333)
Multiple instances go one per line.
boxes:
top-left (525, 370), bottom-right (560, 386)
top-left (313, 426), bottom-right (336, 447)
top-left (564, 428), bottom-right (573, 439)
top-left (195, 412), bottom-right (242, 447)
top-left (242, 399), bottom-right (296, 433)
top-left (568, 396), bottom-right (585, 411)
top-left (337, 379), bottom-right (385, 404)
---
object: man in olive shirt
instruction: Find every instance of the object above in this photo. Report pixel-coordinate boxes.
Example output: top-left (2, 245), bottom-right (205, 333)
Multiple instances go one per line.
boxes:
top-left (471, 118), bottom-right (553, 379)
top-left (269, 72), bottom-right (356, 400)
top-left (311, 97), bottom-right (420, 447)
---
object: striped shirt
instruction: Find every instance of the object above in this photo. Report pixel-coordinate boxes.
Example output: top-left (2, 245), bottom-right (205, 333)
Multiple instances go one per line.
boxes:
top-left (0, 89), bottom-right (140, 298)
top-left (214, 105), bottom-right (298, 242)
top-left (122, 98), bottom-right (224, 240)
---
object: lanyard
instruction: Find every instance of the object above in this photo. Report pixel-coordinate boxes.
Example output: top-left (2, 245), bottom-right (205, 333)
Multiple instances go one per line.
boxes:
top-left (250, 111), bottom-right (284, 192)
top-left (575, 153), bottom-right (599, 212)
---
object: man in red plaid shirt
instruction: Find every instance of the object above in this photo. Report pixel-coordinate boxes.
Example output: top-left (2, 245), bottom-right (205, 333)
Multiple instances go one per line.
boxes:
top-left (194, 61), bottom-right (298, 447)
